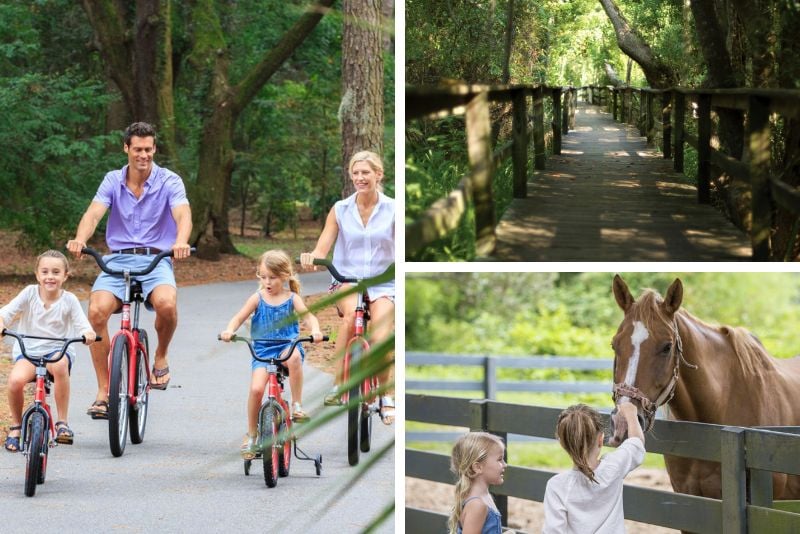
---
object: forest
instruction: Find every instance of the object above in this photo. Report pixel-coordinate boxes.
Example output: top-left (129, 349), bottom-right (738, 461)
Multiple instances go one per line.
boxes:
top-left (406, 0), bottom-right (800, 261)
top-left (0, 1), bottom-right (394, 257)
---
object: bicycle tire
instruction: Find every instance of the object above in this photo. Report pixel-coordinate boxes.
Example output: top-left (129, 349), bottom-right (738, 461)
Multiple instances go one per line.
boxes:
top-left (108, 336), bottom-right (130, 457)
top-left (260, 404), bottom-right (279, 488)
top-left (129, 329), bottom-right (149, 444)
top-left (347, 342), bottom-right (365, 466)
top-left (37, 427), bottom-right (49, 485)
top-left (24, 412), bottom-right (45, 497)
top-left (278, 418), bottom-right (291, 477)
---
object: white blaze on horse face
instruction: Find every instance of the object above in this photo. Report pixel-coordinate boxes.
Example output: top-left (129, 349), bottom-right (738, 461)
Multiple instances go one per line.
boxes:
top-left (620, 321), bottom-right (650, 402)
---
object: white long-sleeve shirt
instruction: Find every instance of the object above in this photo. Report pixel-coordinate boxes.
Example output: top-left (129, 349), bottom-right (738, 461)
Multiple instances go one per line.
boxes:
top-left (0, 285), bottom-right (92, 359)
top-left (543, 437), bottom-right (645, 534)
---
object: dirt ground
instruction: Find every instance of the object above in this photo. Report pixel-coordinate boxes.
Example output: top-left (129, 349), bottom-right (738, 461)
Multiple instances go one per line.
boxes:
top-left (0, 228), bottom-right (342, 439)
top-left (406, 469), bottom-right (679, 533)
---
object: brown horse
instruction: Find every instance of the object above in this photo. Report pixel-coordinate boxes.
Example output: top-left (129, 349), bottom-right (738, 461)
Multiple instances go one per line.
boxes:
top-left (608, 274), bottom-right (800, 499)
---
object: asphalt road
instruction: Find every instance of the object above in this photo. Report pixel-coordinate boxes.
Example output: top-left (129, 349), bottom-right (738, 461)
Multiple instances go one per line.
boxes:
top-left (0, 272), bottom-right (395, 533)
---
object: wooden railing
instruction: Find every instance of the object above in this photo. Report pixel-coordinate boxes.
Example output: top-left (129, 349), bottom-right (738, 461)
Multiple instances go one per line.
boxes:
top-left (406, 395), bottom-right (800, 533)
top-left (405, 84), bottom-right (577, 258)
top-left (582, 85), bottom-right (800, 260)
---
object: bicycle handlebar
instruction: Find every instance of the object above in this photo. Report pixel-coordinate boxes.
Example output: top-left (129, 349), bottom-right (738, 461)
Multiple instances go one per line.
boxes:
top-left (1, 329), bottom-right (102, 365)
top-left (81, 246), bottom-right (196, 277)
top-left (297, 257), bottom-right (394, 285)
top-left (218, 335), bottom-right (329, 363)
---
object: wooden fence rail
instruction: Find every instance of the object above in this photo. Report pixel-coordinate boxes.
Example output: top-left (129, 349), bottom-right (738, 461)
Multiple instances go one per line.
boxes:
top-left (582, 85), bottom-right (800, 260)
top-left (405, 84), bottom-right (577, 258)
top-left (406, 395), bottom-right (800, 533)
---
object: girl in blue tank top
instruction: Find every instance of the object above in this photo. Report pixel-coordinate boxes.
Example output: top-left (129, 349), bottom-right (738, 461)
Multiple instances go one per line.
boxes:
top-left (219, 249), bottom-right (323, 459)
top-left (449, 431), bottom-right (507, 534)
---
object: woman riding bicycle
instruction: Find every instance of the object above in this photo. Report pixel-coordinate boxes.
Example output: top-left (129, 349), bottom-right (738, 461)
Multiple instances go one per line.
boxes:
top-left (300, 150), bottom-right (395, 424)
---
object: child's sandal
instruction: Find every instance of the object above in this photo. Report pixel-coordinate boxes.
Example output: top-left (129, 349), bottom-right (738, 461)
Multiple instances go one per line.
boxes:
top-left (4, 425), bottom-right (21, 452)
top-left (55, 421), bottom-right (74, 445)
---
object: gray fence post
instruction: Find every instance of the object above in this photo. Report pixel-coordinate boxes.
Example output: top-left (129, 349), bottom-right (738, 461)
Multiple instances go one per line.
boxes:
top-left (484, 357), bottom-right (497, 400)
top-left (721, 427), bottom-right (747, 534)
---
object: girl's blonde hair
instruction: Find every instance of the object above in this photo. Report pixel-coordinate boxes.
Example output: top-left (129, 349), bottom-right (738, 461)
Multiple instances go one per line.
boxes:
top-left (36, 250), bottom-right (69, 272)
top-left (448, 431), bottom-right (505, 534)
top-left (555, 404), bottom-right (604, 483)
top-left (348, 150), bottom-right (384, 192)
top-left (258, 249), bottom-right (300, 294)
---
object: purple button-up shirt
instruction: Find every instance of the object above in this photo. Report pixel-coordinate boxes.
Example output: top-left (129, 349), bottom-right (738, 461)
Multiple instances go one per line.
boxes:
top-left (93, 163), bottom-right (189, 252)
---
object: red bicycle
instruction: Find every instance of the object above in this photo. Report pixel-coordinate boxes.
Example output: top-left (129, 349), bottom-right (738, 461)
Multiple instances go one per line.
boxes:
top-left (82, 247), bottom-right (191, 457)
top-left (219, 335), bottom-right (326, 487)
top-left (2, 330), bottom-right (99, 497)
top-left (308, 258), bottom-right (387, 466)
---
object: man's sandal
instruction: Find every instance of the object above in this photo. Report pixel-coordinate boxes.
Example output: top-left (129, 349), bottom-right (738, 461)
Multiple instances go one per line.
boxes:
top-left (4, 425), bottom-right (21, 452)
top-left (380, 396), bottom-right (395, 425)
top-left (55, 421), bottom-right (74, 445)
top-left (150, 365), bottom-right (170, 390)
top-left (87, 400), bottom-right (109, 420)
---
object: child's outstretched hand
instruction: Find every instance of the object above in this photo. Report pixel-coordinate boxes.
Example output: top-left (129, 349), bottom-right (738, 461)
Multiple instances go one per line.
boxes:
top-left (219, 331), bottom-right (235, 342)
top-left (83, 331), bottom-right (97, 345)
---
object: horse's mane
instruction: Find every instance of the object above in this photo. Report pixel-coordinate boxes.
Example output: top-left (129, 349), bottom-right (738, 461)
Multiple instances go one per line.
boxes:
top-left (632, 289), bottom-right (774, 376)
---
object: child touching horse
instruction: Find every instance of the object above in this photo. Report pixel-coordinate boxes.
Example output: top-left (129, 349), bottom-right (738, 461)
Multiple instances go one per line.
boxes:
top-left (219, 249), bottom-right (323, 459)
top-left (0, 250), bottom-right (96, 450)
top-left (449, 431), bottom-right (507, 534)
top-left (543, 402), bottom-right (645, 533)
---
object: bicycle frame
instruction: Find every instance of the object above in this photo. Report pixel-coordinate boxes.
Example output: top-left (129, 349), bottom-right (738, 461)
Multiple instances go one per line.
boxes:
top-left (110, 270), bottom-right (150, 407)
top-left (341, 290), bottom-right (373, 405)
top-left (20, 368), bottom-right (54, 454)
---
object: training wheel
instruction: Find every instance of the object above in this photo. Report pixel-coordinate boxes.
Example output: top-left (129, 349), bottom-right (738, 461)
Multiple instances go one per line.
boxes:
top-left (315, 454), bottom-right (323, 476)
top-left (244, 459), bottom-right (252, 476)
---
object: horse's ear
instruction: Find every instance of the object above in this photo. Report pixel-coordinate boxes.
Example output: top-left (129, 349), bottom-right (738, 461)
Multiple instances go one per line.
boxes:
top-left (663, 278), bottom-right (683, 315)
top-left (612, 274), bottom-right (634, 312)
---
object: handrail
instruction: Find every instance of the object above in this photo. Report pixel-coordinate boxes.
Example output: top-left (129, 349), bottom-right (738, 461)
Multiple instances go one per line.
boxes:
top-left (406, 83), bottom-right (578, 259)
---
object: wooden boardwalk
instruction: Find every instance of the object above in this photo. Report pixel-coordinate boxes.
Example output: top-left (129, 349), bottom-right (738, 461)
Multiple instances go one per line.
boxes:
top-left (493, 102), bottom-right (751, 261)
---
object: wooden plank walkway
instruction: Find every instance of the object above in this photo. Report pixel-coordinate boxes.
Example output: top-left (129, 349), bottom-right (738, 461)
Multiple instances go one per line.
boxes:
top-left (493, 102), bottom-right (751, 261)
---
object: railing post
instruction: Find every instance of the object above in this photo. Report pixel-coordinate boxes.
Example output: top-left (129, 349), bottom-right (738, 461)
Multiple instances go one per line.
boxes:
top-left (621, 89), bottom-right (628, 123)
top-left (483, 356), bottom-right (497, 400)
top-left (721, 427), bottom-right (747, 534)
top-left (466, 90), bottom-right (496, 256)
top-left (511, 89), bottom-right (528, 199)
top-left (673, 91), bottom-right (685, 172)
top-left (661, 92), bottom-right (672, 159)
top-left (561, 88), bottom-right (569, 135)
top-left (569, 88), bottom-right (576, 130)
top-left (646, 92), bottom-right (655, 146)
top-left (639, 89), bottom-right (646, 136)
top-left (533, 87), bottom-right (546, 170)
top-left (552, 87), bottom-right (562, 155)
top-left (697, 93), bottom-right (712, 204)
top-left (748, 94), bottom-right (772, 260)
top-left (612, 88), bottom-right (618, 121)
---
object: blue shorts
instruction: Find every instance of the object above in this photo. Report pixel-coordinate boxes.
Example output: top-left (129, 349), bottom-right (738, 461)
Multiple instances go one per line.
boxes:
top-left (14, 350), bottom-right (74, 373)
top-left (92, 254), bottom-right (175, 305)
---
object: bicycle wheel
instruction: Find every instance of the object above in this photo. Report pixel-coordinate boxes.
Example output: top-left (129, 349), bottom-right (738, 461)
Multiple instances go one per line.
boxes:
top-left (260, 403), bottom-right (279, 488)
top-left (360, 376), bottom-right (376, 453)
top-left (347, 342), bottom-right (365, 466)
top-left (24, 412), bottom-right (45, 497)
top-left (108, 336), bottom-right (130, 457)
top-left (129, 329), bottom-right (149, 444)
top-left (278, 418), bottom-right (291, 478)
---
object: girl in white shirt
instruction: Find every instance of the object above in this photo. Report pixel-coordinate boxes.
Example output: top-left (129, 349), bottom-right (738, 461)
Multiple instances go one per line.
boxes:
top-left (300, 150), bottom-right (395, 424)
top-left (0, 251), bottom-right (96, 450)
top-left (543, 403), bottom-right (645, 534)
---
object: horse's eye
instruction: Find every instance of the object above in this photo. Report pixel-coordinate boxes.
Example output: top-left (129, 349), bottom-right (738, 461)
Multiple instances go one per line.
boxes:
top-left (660, 342), bottom-right (672, 355)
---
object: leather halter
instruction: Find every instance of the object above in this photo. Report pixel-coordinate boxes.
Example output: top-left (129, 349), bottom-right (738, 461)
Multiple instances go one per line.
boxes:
top-left (612, 321), bottom-right (696, 431)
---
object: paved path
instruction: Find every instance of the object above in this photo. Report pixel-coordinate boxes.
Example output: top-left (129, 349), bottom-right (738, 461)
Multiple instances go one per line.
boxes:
top-left (493, 102), bottom-right (752, 261)
top-left (0, 273), bottom-right (394, 533)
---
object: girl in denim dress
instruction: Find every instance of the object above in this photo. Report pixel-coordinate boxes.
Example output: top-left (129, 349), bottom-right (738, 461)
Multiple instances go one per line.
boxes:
top-left (219, 250), bottom-right (323, 459)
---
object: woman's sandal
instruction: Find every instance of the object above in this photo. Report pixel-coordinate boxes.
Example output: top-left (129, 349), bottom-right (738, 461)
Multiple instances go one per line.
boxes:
top-left (241, 433), bottom-right (258, 461)
top-left (87, 400), bottom-right (109, 420)
top-left (55, 421), bottom-right (74, 445)
top-left (380, 396), bottom-right (395, 425)
top-left (4, 425), bottom-right (21, 452)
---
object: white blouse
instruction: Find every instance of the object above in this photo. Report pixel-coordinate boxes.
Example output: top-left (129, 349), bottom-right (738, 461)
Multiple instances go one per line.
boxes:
top-left (332, 192), bottom-right (395, 299)
top-left (0, 285), bottom-right (92, 359)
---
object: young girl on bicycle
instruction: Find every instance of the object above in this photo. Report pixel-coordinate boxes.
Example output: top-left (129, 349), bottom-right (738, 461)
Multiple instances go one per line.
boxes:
top-left (0, 250), bottom-right (96, 451)
top-left (219, 249), bottom-right (323, 459)
top-left (542, 402), bottom-right (645, 533)
top-left (448, 431), bottom-right (506, 534)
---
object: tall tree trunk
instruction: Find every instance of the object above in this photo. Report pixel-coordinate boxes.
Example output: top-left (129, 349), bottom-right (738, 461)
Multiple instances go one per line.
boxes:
top-left (340, 0), bottom-right (384, 197)
top-left (381, 0), bottom-right (394, 53)
top-left (597, 0), bottom-right (677, 88)
top-left (501, 0), bottom-right (515, 84)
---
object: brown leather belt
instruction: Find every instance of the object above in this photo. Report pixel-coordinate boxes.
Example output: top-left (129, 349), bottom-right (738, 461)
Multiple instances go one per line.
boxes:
top-left (113, 247), bottom-right (163, 255)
